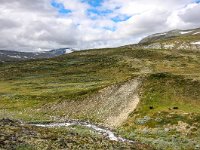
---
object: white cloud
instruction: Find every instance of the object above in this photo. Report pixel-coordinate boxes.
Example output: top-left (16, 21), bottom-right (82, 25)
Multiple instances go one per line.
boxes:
top-left (179, 3), bottom-right (200, 24)
top-left (0, 0), bottom-right (199, 51)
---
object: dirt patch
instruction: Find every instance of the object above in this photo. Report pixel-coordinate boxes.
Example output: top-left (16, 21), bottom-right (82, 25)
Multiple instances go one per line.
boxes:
top-left (103, 79), bottom-right (141, 127)
top-left (105, 94), bottom-right (139, 127)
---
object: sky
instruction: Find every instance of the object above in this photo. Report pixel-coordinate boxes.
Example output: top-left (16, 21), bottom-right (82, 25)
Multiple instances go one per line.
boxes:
top-left (0, 0), bottom-right (200, 52)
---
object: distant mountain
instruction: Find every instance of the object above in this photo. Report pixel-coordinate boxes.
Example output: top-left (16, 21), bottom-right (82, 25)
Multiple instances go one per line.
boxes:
top-left (0, 48), bottom-right (73, 62)
top-left (126, 27), bottom-right (200, 51)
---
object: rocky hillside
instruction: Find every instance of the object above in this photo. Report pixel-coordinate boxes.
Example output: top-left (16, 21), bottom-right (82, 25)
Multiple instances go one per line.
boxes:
top-left (128, 27), bottom-right (200, 51)
top-left (0, 48), bottom-right (73, 62)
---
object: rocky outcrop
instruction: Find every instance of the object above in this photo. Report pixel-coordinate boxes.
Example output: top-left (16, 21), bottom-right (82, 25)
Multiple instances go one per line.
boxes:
top-left (128, 27), bottom-right (200, 51)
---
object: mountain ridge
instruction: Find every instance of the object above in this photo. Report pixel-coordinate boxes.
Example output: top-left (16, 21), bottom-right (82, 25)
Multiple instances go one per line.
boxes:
top-left (123, 27), bottom-right (200, 51)
top-left (0, 48), bottom-right (74, 62)
top-left (139, 27), bottom-right (200, 51)
top-left (139, 27), bottom-right (200, 44)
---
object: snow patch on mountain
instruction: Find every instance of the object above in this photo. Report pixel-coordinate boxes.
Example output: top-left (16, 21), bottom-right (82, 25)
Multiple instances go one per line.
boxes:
top-left (153, 33), bottom-right (167, 37)
top-left (191, 41), bottom-right (200, 45)
top-left (65, 48), bottom-right (73, 54)
top-left (193, 32), bottom-right (200, 35)
top-left (180, 31), bottom-right (192, 34)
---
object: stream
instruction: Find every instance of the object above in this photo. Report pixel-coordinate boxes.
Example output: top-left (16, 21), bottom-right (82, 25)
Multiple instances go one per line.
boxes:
top-left (31, 120), bottom-right (134, 143)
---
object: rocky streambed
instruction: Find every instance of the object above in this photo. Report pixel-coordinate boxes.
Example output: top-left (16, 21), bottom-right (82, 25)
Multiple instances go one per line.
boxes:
top-left (30, 120), bottom-right (134, 143)
top-left (1, 118), bottom-right (153, 150)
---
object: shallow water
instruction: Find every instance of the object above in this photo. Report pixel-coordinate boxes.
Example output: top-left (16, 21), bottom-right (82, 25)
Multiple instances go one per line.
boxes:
top-left (31, 120), bottom-right (134, 143)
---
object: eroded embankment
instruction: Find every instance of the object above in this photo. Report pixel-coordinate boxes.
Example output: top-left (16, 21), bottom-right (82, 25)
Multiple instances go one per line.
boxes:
top-left (103, 78), bottom-right (141, 127)
top-left (45, 78), bottom-right (142, 128)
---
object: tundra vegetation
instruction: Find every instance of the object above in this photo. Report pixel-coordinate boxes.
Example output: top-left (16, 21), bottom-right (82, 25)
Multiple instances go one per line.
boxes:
top-left (1, 29), bottom-right (200, 149)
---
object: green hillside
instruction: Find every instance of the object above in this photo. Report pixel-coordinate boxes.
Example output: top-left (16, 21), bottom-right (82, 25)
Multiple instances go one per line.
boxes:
top-left (1, 33), bottom-right (200, 149)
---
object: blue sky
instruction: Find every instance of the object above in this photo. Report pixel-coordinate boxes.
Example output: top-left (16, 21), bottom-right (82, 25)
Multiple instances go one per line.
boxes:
top-left (81, 0), bottom-right (104, 7)
top-left (51, 1), bottom-right (72, 14)
top-left (50, 0), bottom-right (134, 32)
top-left (0, 0), bottom-right (200, 51)
top-left (51, 0), bottom-right (129, 23)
